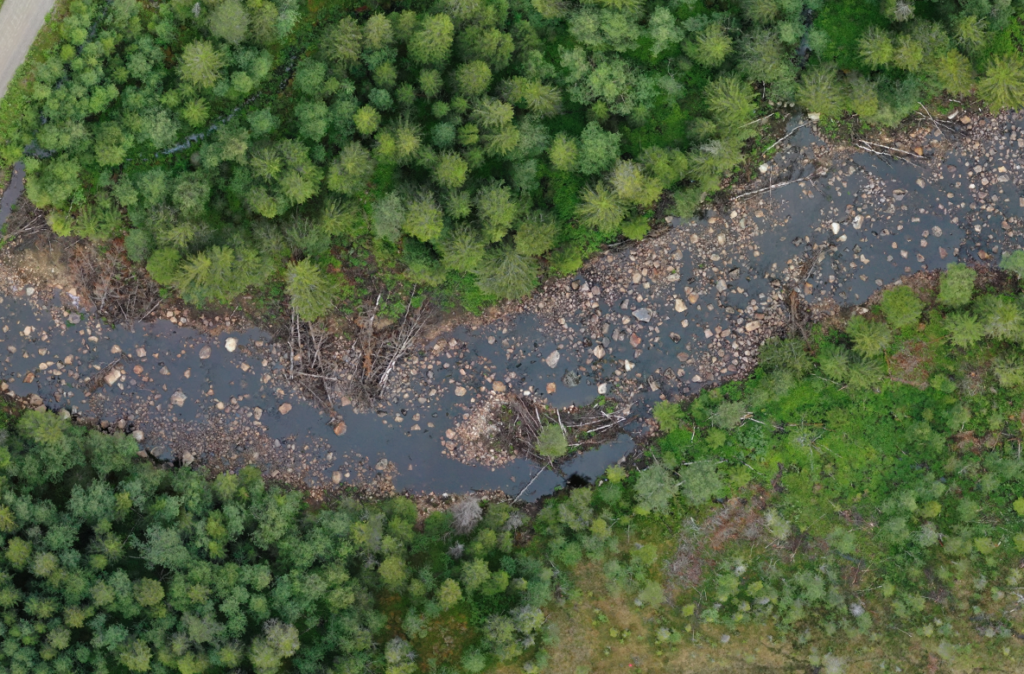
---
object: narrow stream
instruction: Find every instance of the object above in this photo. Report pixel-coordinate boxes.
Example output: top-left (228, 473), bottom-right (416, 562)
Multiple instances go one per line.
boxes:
top-left (2, 115), bottom-right (1023, 499)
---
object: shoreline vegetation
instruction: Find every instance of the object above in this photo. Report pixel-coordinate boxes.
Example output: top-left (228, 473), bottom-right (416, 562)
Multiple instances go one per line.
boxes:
top-left (0, 0), bottom-right (1022, 324)
top-left (4, 258), bottom-right (1024, 672)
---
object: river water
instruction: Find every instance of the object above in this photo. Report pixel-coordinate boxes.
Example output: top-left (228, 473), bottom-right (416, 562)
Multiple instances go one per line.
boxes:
top-left (2, 115), bottom-right (1023, 499)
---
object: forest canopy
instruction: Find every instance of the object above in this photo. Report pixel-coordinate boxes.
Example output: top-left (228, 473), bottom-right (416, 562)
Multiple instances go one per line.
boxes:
top-left (1, 0), bottom-right (1023, 315)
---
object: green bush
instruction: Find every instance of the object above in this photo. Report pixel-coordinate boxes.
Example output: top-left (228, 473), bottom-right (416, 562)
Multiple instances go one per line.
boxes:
top-left (880, 286), bottom-right (925, 329)
top-left (536, 424), bottom-right (569, 458)
top-left (938, 263), bottom-right (977, 307)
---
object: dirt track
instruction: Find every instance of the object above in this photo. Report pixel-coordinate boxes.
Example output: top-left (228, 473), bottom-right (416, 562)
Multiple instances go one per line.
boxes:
top-left (0, 0), bottom-right (56, 101)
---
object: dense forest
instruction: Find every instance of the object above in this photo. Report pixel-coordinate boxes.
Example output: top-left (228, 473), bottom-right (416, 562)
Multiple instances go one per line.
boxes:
top-left (4, 261), bottom-right (1024, 671)
top-left (1, 0), bottom-right (1023, 316)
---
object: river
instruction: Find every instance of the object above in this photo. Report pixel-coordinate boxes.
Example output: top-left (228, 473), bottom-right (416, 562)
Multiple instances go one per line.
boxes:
top-left (2, 114), bottom-right (1023, 500)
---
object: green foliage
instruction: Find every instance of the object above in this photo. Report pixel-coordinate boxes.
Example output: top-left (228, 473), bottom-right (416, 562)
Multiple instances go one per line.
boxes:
top-left (536, 425), bottom-right (569, 458)
top-left (847, 315), bottom-right (892, 357)
top-left (880, 286), bottom-right (925, 329)
top-left (938, 263), bottom-right (977, 307)
top-left (977, 53), bottom-right (1024, 113)
top-left (285, 259), bottom-right (339, 321)
top-left (11, 0), bottom-right (1024, 322)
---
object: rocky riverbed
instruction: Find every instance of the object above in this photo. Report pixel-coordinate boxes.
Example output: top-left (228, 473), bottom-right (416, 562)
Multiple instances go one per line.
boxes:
top-left (2, 109), bottom-right (1022, 500)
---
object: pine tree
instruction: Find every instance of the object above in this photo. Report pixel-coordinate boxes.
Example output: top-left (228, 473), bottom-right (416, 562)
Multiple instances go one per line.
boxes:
top-left (953, 14), bottom-right (987, 53)
top-left (934, 49), bottom-right (974, 97)
top-left (440, 226), bottom-right (486, 271)
top-left (797, 65), bottom-right (844, 118)
top-left (846, 74), bottom-right (879, 118)
top-left (178, 41), bottom-right (225, 89)
top-left (208, 0), bottom-right (248, 45)
top-left (944, 312), bottom-right (984, 348)
top-left (475, 245), bottom-right (539, 298)
top-left (892, 34), bottom-right (924, 71)
top-left (433, 151), bottom-right (469, 189)
top-left (977, 53), bottom-right (1024, 114)
top-left (705, 76), bottom-right (757, 131)
top-left (409, 14), bottom-right (455, 66)
top-left (402, 191), bottom-right (444, 242)
top-left (743, 0), bottom-right (779, 24)
top-left (364, 13), bottom-right (395, 50)
top-left (536, 425), bottom-right (568, 457)
top-left (846, 315), bottom-right (892, 358)
top-left (372, 192), bottom-right (405, 241)
top-left (687, 22), bottom-right (732, 68)
top-left (475, 181), bottom-right (517, 242)
top-left (880, 286), bottom-right (924, 329)
top-left (455, 61), bottom-right (492, 99)
top-left (937, 263), bottom-right (976, 307)
top-left (515, 210), bottom-right (558, 256)
top-left (354, 105), bottom-right (382, 136)
top-left (472, 98), bottom-right (515, 130)
top-left (181, 98), bottom-right (210, 127)
top-left (576, 182), bottom-right (625, 234)
top-left (548, 133), bottom-right (579, 172)
top-left (419, 69), bottom-right (443, 99)
top-left (858, 26), bottom-right (894, 69)
top-left (327, 142), bottom-right (375, 195)
top-left (325, 17), bottom-right (363, 67)
top-left (608, 159), bottom-right (661, 206)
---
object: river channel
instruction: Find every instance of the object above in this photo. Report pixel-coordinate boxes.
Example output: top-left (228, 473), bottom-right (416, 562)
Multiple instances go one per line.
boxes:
top-left (2, 114), bottom-right (1023, 500)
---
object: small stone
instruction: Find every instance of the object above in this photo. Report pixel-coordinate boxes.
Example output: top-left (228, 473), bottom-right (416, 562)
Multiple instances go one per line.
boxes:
top-left (623, 360), bottom-right (635, 372)
top-left (758, 163), bottom-right (769, 174)
top-left (675, 298), bottom-right (686, 313)
top-left (676, 352), bottom-right (690, 362)
top-left (136, 347), bottom-right (146, 358)
top-left (716, 280), bottom-right (728, 292)
top-left (25, 287), bottom-right (34, 297)
top-left (831, 222), bottom-right (840, 235)
top-left (59, 409), bottom-right (72, 420)
top-left (745, 321), bottom-right (761, 333)
top-left (170, 391), bottom-right (187, 407)
top-left (593, 345), bottom-right (606, 359)
top-left (632, 272), bottom-right (642, 284)
top-left (446, 429), bottom-right (457, 440)
top-left (492, 381), bottom-right (507, 393)
top-left (692, 375), bottom-right (703, 383)
top-left (597, 383), bottom-right (608, 395)
top-left (253, 407), bottom-right (263, 421)
top-left (375, 459), bottom-right (389, 471)
top-left (332, 471), bottom-right (343, 485)
top-left (629, 333), bottom-right (642, 348)
top-left (159, 367), bottom-right (170, 376)
top-left (23, 373), bottom-right (34, 384)
top-left (546, 383), bottom-right (556, 394)
top-left (279, 403), bottom-right (292, 415)
top-left (104, 369), bottom-right (122, 386)
top-left (455, 386), bottom-right (468, 397)
top-left (182, 451), bottom-right (195, 466)
top-left (68, 313), bottom-right (80, 325)
top-left (545, 350), bottom-right (560, 368)
top-left (199, 346), bottom-right (212, 359)
top-left (334, 421), bottom-right (347, 435)
top-left (28, 394), bottom-right (43, 407)
top-left (807, 112), bottom-right (820, 122)
top-left (225, 338), bottom-right (238, 353)
top-left (687, 293), bottom-right (699, 304)
top-left (110, 345), bottom-right (121, 355)
top-left (132, 430), bottom-right (145, 442)
top-left (632, 308), bottom-right (652, 323)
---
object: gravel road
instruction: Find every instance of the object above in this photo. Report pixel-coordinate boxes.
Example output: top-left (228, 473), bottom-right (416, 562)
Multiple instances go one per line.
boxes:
top-left (0, 0), bottom-right (56, 100)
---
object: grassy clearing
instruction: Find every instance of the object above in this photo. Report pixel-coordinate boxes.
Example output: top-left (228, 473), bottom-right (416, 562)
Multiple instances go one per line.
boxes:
top-left (514, 263), bottom-right (1024, 673)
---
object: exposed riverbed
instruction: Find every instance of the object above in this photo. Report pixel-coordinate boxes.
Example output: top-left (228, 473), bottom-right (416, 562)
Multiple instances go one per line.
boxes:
top-left (2, 112), bottom-right (1023, 500)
